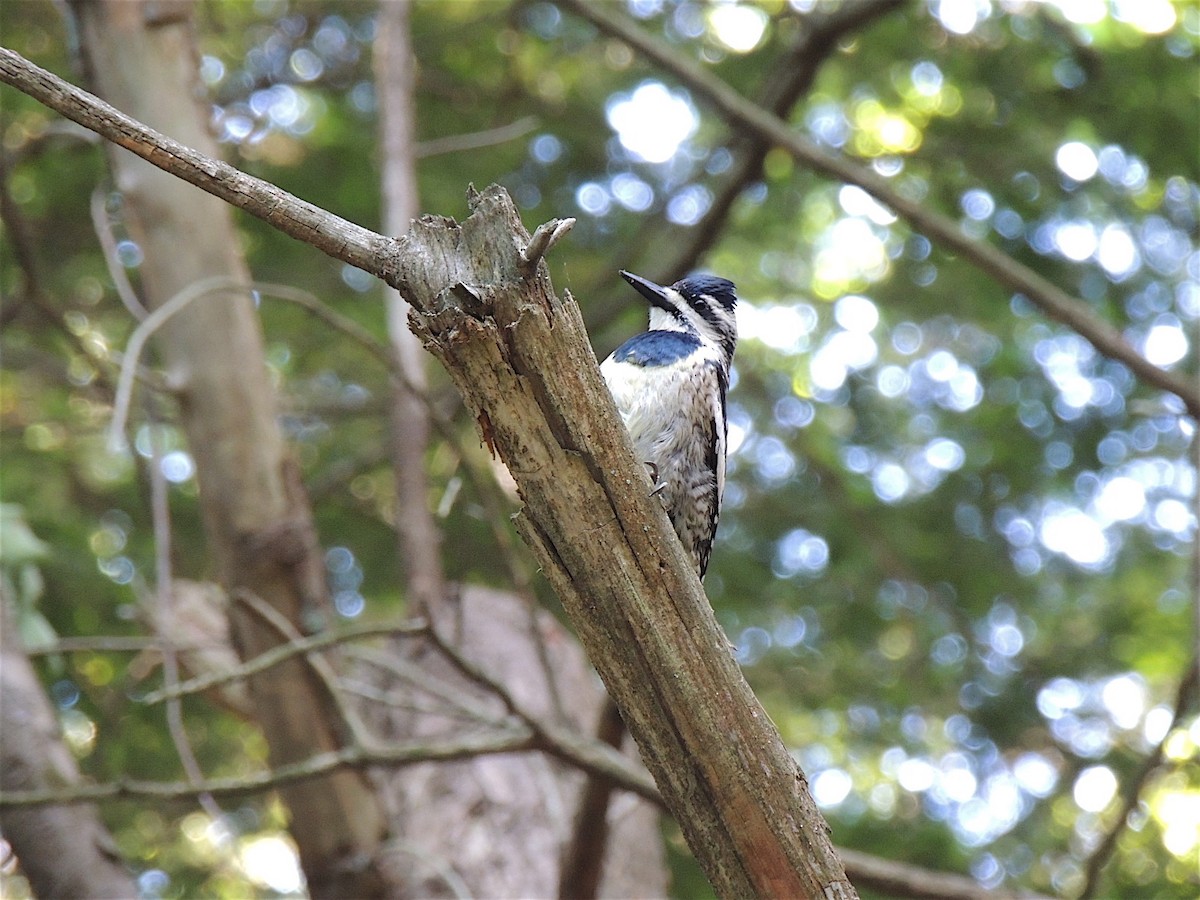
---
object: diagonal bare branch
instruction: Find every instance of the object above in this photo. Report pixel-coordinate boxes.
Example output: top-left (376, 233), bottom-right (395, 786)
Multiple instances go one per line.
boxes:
top-left (141, 618), bottom-right (427, 705)
top-left (0, 729), bottom-right (538, 809)
top-left (553, 1), bottom-right (1199, 420)
top-left (656, 0), bottom-right (908, 285)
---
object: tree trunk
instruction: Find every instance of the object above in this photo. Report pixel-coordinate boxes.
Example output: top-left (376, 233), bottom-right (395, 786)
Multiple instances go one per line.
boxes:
top-left (375, 0), bottom-right (447, 617)
top-left (0, 591), bottom-right (138, 900)
top-left (370, 8), bottom-right (669, 894)
top-left (70, 2), bottom-right (386, 895)
top-left (367, 585), bottom-right (668, 898)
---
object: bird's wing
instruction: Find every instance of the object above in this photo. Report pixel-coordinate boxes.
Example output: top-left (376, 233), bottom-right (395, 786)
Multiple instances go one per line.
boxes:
top-left (608, 330), bottom-right (702, 367)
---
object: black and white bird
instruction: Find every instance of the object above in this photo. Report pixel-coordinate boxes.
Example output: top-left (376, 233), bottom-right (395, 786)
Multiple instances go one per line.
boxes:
top-left (600, 270), bottom-right (739, 578)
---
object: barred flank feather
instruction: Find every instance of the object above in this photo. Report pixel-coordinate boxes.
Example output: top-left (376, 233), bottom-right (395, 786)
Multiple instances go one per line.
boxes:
top-left (601, 271), bottom-right (738, 578)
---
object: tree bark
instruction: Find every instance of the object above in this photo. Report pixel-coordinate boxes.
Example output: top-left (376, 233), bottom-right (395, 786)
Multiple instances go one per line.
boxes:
top-left (0, 591), bottom-right (138, 900)
top-left (68, 3), bottom-right (386, 895)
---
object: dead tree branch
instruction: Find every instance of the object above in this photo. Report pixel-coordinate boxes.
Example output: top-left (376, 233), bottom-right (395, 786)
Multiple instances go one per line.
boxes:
top-left (396, 185), bottom-right (855, 897)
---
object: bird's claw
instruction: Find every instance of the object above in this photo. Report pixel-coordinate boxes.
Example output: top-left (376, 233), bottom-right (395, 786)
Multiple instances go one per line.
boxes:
top-left (644, 462), bottom-right (668, 499)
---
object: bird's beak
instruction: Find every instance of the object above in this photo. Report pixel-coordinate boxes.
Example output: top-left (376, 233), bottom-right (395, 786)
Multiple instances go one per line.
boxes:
top-left (620, 270), bottom-right (675, 314)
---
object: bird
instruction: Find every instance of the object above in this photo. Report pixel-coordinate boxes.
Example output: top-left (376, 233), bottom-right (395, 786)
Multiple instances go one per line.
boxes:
top-left (600, 269), bottom-right (739, 578)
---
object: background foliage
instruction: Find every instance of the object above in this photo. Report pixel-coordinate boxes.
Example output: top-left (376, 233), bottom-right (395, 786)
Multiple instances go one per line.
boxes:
top-left (1, 0), bottom-right (1197, 897)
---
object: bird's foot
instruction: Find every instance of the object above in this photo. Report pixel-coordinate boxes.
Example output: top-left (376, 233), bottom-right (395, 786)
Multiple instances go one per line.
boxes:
top-left (643, 462), bottom-right (668, 499)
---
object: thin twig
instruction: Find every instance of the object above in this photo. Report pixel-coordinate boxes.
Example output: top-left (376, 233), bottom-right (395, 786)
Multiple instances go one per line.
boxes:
top-left (12, 624), bottom-right (663, 809)
top-left (339, 677), bottom-right (501, 726)
top-left (342, 643), bottom-right (509, 727)
top-left (414, 115), bottom-right (539, 159)
top-left (260, 280), bottom-right (398, 370)
top-left (424, 625), bottom-right (524, 719)
top-left (231, 588), bottom-right (377, 750)
top-left (0, 728), bottom-right (537, 810)
top-left (424, 627), bottom-right (661, 804)
top-left (109, 275), bottom-right (248, 452)
top-left (520, 217), bottom-right (575, 273)
top-left (837, 847), bottom-right (1052, 900)
top-left (147, 411), bottom-right (223, 823)
top-left (89, 184), bottom-right (149, 321)
top-left (24, 635), bottom-right (219, 656)
top-left (109, 276), bottom-right (404, 452)
top-left (141, 618), bottom-right (427, 705)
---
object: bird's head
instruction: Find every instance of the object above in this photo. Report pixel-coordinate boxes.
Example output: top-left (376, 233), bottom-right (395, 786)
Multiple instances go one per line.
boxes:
top-left (620, 270), bottom-right (739, 361)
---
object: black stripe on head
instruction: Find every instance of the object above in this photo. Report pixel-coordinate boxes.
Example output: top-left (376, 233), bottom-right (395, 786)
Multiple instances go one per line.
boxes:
top-left (674, 275), bottom-right (738, 311)
top-left (674, 274), bottom-right (738, 359)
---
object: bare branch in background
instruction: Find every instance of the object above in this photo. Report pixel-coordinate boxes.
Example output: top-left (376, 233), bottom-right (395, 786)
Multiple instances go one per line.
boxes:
top-left (24, 635), bottom-right (218, 655)
top-left (3, 624), bottom-right (663, 814)
top-left (232, 588), bottom-right (377, 751)
top-left (109, 275), bottom-right (243, 451)
top-left (837, 848), bottom-right (1052, 900)
top-left (415, 115), bottom-right (539, 159)
top-left (1080, 657), bottom-right (1199, 898)
top-left (146, 409), bottom-right (223, 823)
top-left (0, 729), bottom-right (539, 809)
top-left (89, 184), bottom-right (149, 320)
top-left (142, 617), bottom-right (427, 706)
top-left (655, 0), bottom-right (908, 285)
top-left (555, 0), bottom-right (1200, 420)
